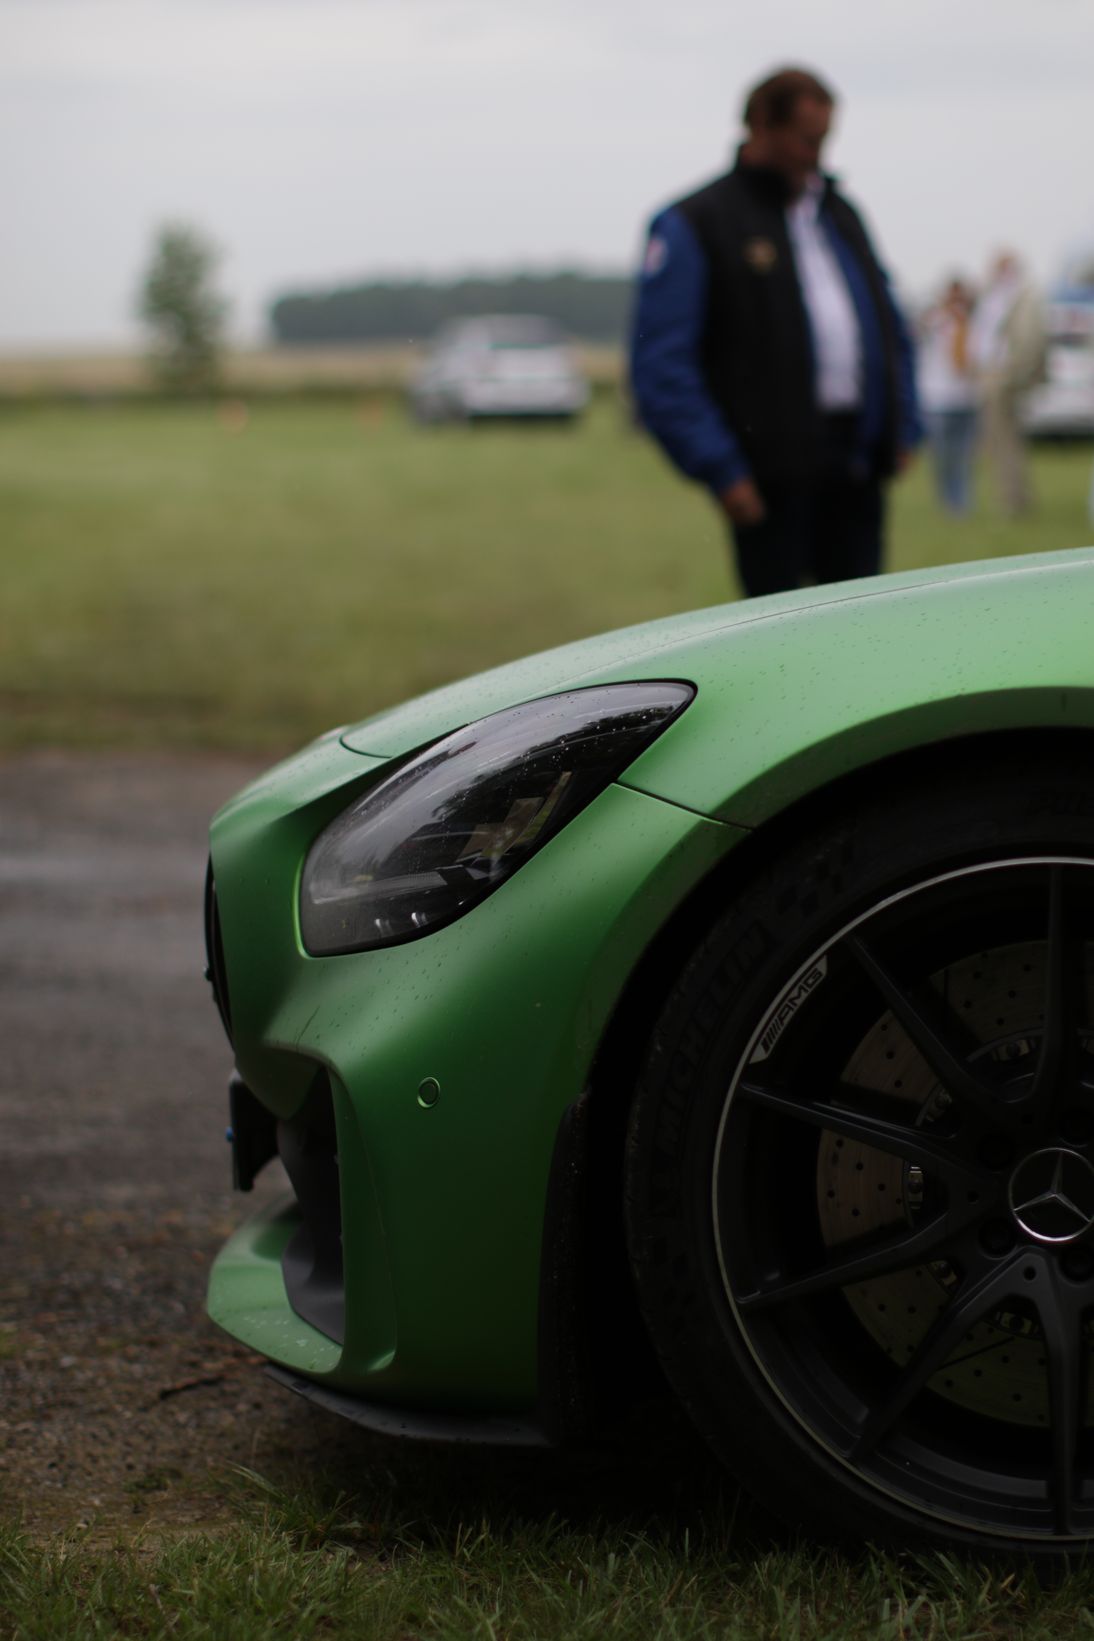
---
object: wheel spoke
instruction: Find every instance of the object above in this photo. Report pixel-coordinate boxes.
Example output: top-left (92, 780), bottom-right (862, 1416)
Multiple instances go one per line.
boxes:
top-left (736, 1078), bottom-right (992, 1190)
top-left (851, 1253), bottom-right (1022, 1456)
top-left (1030, 867), bottom-right (1081, 1121)
top-left (1036, 1269), bottom-right (1088, 1535)
top-left (846, 935), bottom-right (1005, 1123)
top-left (737, 1212), bottom-right (959, 1312)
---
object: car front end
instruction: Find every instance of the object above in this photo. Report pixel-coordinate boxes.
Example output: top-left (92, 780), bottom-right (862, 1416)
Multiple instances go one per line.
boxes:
top-left (454, 347), bottom-right (589, 420)
top-left (205, 682), bottom-right (736, 1437)
top-left (206, 549), bottom-right (1094, 1519)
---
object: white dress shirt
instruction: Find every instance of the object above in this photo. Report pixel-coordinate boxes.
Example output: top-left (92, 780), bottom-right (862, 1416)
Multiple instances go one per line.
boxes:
top-left (785, 175), bottom-right (863, 410)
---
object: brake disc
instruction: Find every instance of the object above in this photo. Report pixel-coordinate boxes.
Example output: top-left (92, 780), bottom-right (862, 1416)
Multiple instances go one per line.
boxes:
top-left (815, 940), bottom-right (1094, 1429)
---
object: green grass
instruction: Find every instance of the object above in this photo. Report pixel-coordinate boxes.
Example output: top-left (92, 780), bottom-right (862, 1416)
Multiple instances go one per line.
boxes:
top-left (2, 399), bottom-right (1091, 751)
top-left (3, 1502), bottom-right (1094, 1641)
top-left (8, 1472), bottom-right (1094, 1641)
top-left (6, 400), bottom-right (1094, 1627)
top-left (5, 1418), bottom-right (1094, 1637)
top-left (9, 1406), bottom-right (1094, 1641)
top-left (4, 405), bottom-right (1094, 1632)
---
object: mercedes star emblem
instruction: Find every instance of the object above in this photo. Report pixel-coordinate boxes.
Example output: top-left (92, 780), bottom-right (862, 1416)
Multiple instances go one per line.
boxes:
top-left (1008, 1148), bottom-right (1094, 1244)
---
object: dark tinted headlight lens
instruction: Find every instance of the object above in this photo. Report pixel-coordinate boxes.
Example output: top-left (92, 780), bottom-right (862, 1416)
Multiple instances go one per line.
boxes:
top-left (300, 682), bottom-right (693, 955)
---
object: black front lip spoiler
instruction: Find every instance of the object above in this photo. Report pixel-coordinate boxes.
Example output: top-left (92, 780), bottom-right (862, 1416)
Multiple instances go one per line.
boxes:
top-left (266, 1366), bottom-right (553, 1449)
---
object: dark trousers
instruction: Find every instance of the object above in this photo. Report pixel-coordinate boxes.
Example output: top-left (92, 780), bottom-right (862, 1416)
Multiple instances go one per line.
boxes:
top-left (731, 416), bottom-right (885, 598)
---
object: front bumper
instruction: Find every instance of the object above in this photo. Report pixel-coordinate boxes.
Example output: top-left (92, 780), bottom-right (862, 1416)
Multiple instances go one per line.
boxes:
top-left (459, 382), bottom-right (588, 417)
top-left (267, 1365), bottom-right (551, 1447)
top-left (209, 1192), bottom-right (341, 1378)
top-left (205, 734), bottom-right (741, 1419)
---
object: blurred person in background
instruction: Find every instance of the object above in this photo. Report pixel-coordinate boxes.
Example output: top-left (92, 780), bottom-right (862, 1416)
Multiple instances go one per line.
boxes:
top-left (970, 251), bottom-right (1046, 516)
top-left (630, 66), bottom-right (921, 597)
top-left (918, 277), bottom-right (979, 514)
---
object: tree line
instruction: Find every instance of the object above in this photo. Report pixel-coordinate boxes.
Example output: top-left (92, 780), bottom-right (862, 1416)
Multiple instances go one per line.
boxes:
top-left (135, 225), bottom-right (634, 392)
top-left (269, 271), bottom-right (634, 345)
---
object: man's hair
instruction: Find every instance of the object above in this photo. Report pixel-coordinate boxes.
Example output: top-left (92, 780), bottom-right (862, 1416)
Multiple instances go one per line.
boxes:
top-left (743, 67), bottom-right (835, 131)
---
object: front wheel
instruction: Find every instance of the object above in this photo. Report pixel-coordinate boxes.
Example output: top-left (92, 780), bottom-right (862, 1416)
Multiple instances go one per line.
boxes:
top-left (625, 756), bottom-right (1094, 1559)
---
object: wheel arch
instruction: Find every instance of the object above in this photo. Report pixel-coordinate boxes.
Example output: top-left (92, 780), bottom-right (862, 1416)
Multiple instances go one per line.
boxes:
top-left (718, 690), bottom-right (1094, 831)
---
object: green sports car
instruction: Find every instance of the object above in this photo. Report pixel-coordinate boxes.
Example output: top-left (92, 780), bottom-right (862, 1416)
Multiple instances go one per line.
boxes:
top-left (206, 548), bottom-right (1094, 1560)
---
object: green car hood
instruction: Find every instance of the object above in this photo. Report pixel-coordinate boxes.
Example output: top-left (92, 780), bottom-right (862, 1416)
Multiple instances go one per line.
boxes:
top-left (340, 549), bottom-right (1094, 828)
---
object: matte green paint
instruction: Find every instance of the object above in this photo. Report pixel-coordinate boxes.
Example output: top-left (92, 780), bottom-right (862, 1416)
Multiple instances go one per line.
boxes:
top-left (207, 550), bottom-right (1094, 1412)
top-left (622, 550), bottom-right (1094, 824)
top-left (209, 778), bottom-right (739, 1406)
top-left (341, 550), bottom-right (1094, 826)
top-left (207, 1200), bottom-right (341, 1376)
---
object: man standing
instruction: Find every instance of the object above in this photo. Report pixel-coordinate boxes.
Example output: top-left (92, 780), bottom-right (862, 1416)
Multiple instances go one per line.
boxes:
top-left (971, 252), bottom-right (1045, 516)
top-left (630, 67), bottom-right (921, 596)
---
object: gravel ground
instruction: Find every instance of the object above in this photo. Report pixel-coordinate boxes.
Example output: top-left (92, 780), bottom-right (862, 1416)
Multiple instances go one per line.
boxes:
top-left (0, 751), bottom-right (366, 1535)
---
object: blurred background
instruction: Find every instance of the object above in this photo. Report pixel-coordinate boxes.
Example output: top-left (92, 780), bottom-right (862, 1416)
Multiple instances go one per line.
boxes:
top-left (4, 0), bottom-right (1094, 754)
top-left (5, 0), bottom-right (1094, 1574)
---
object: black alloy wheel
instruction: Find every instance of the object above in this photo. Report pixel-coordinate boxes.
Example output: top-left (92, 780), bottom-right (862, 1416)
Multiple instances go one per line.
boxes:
top-left (626, 756), bottom-right (1094, 1558)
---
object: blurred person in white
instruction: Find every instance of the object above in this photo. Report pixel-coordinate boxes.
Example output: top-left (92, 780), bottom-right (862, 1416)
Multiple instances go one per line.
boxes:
top-left (970, 252), bottom-right (1046, 515)
top-left (918, 276), bottom-right (978, 513)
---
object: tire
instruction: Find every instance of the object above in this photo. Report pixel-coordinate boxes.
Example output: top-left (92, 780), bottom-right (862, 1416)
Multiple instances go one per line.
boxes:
top-left (625, 752), bottom-right (1094, 1560)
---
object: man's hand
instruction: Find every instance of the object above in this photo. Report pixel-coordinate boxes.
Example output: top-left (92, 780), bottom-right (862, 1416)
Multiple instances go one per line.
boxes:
top-left (720, 477), bottom-right (766, 526)
top-left (895, 449), bottom-right (917, 476)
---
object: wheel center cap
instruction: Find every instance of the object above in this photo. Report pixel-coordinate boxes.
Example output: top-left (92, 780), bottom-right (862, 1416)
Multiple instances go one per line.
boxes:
top-left (1008, 1147), bottom-right (1094, 1243)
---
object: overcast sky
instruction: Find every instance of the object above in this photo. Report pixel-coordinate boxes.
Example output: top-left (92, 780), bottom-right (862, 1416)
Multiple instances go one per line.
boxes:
top-left (4, 0), bottom-right (1093, 350)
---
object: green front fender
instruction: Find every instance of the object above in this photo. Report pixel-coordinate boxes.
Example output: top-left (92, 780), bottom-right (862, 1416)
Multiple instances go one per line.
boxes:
top-left (617, 553), bottom-right (1094, 823)
top-left (209, 772), bottom-right (742, 1410)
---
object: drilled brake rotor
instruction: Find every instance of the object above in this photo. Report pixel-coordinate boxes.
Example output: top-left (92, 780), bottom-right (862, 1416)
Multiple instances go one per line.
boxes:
top-left (817, 941), bottom-right (1094, 1428)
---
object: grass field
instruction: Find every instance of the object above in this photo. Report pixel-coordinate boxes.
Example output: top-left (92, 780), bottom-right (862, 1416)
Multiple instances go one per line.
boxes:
top-left (3, 398), bottom-right (1092, 752)
top-left (6, 403), bottom-right (1094, 1636)
top-left (8, 1470), bottom-right (1094, 1641)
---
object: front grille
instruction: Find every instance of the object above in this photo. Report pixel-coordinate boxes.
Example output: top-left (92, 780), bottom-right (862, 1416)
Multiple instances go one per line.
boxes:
top-left (280, 1073), bottom-right (345, 1343)
top-left (203, 860), bottom-right (233, 1046)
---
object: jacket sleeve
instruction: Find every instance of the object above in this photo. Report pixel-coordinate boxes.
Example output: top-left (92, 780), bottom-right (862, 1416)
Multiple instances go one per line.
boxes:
top-left (629, 207), bottom-right (750, 493)
top-left (829, 192), bottom-right (924, 455)
top-left (883, 276), bottom-right (925, 451)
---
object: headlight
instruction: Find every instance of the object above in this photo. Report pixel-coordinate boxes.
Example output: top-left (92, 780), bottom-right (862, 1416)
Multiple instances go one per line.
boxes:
top-left (300, 682), bottom-right (693, 955)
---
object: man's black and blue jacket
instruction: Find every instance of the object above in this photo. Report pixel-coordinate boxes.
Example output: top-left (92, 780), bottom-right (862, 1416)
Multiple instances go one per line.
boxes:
top-left (630, 160), bottom-right (922, 496)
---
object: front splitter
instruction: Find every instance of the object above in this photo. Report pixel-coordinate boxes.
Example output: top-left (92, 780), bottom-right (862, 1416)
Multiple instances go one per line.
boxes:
top-left (265, 1365), bottom-right (552, 1448)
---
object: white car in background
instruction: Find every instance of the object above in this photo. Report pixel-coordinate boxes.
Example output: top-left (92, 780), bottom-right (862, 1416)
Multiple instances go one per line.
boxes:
top-left (409, 315), bottom-right (589, 424)
top-left (1024, 253), bottom-right (1094, 440)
